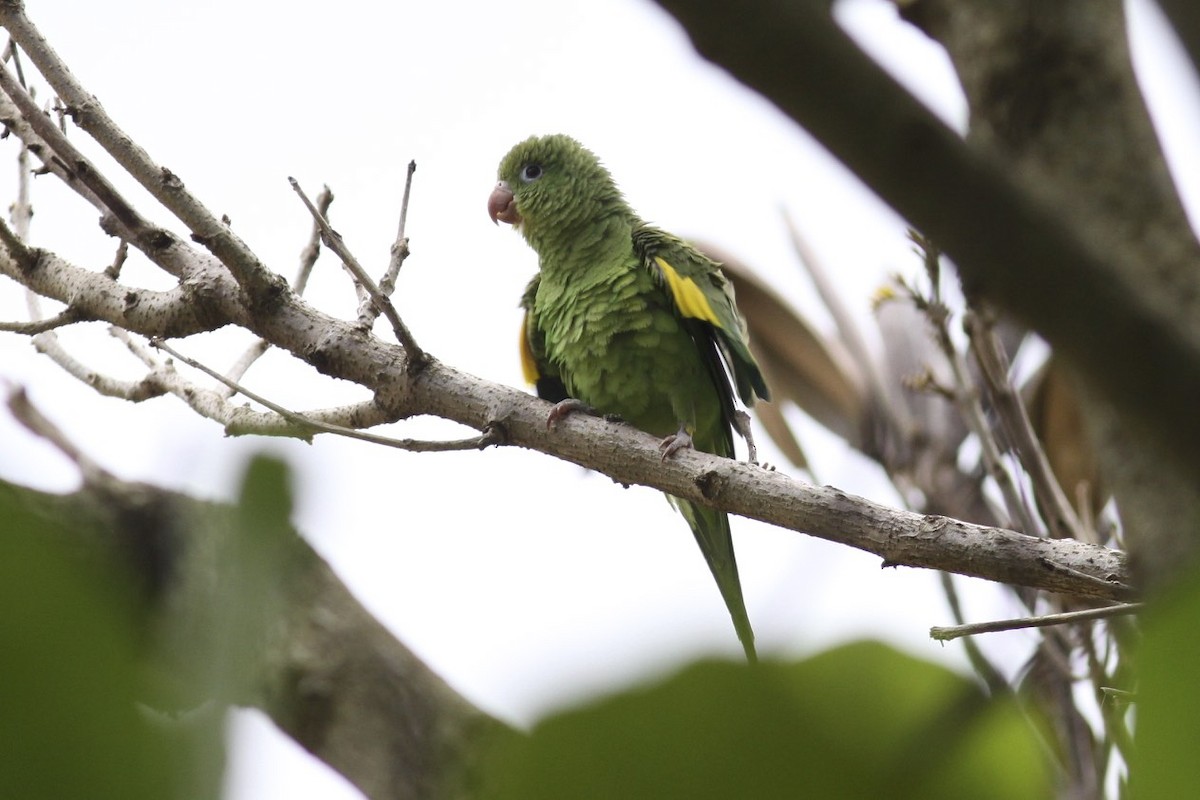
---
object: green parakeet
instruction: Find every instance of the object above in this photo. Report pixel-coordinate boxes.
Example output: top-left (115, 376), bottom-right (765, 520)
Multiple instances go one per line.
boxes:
top-left (488, 134), bottom-right (770, 661)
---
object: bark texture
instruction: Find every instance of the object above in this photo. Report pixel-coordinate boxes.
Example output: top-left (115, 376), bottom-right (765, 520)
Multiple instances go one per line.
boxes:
top-left (903, 0), bottom-right (1200, 588)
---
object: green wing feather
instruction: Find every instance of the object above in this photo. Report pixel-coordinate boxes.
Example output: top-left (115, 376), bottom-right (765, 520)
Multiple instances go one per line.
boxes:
top-left (633, 225), bottom-right (770, 410)
top-left (519, 274), bottom-right (569, 403)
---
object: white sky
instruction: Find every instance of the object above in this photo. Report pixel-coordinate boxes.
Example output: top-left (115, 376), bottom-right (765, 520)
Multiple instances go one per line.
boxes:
top-left (1, 1), bottom-right (1197, 798)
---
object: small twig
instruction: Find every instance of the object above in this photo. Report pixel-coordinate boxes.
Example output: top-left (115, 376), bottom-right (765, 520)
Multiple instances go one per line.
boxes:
top-left (111, 328), bottom-right (309, 432)
top-left (104, 240), bottom-right (129, 280)
top-left (4, 38), bottom-right (26, 88)
top-left (1080, 622), bottom-right (1135, 768)
top-left (901, 243), bottom-right (1041, 536)
top-left (4, 69), bottom-right (40, 320)
top-left (9, 94), bottom-right (32, 244)
top-left (293, 185), bottom-right (333, 296)
top-left (782, 209), bottom-right (911, 439)
top-left (1099, 687), bottom-right (1135, 705)
top-left (151, 338), bottom-right (492, 452)
top-left (32, 330), bottom-right (165, 401)
top-left (910, 229), bottom-right (941, 300)
top-left (0, 306), bottom-right (83, 333)
top-left (930, 602), bottom-right (1143, 641)
top-left (220, 340), bottom-right (271, 400)
top-left (937, 571), bottom-right (1010, 694)
top-left (1, 9), bottom-right (281, 295)
top-left (4, 380), bottom-right (114, 486)
top-left (965, 310), bottom-right (1087, 541)
top-left (0, 85), bottom-right (193, 280)
top-left (0, 63), bottom-right (145, 237)
top-left (287, 177), bottom-right (426, 369)
top-left (219, 187), bottom-right (335, 400)
top-left (378, 159), bottom-right (416, 301)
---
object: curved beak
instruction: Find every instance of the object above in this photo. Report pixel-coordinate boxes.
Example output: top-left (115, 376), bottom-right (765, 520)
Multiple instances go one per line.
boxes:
top-left (488, 180), bottom-right (521, 226)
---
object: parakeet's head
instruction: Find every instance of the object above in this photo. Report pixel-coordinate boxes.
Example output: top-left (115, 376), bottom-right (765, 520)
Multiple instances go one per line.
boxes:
top-left (488, 134), bottom-right (631, 247)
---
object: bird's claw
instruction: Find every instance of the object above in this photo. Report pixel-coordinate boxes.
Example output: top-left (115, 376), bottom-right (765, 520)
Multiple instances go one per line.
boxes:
top-left (546, 398), bottom-right (594, 430)
top-left (659, 428), bottom-right (694, 462)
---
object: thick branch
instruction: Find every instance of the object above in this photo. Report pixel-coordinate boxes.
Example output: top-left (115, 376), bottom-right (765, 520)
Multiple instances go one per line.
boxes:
top-left (258, 512), bottom-right (504, 800)
top-left (0, 236), bottom-right (242, 337)
top-left (408, 359), bottom-right (1131, 601)
top-left (2, 477), bottom-right (507, 800)
top-left (0, 2), bottom-right (287, 305)
top-left (649, 0), bottom-right (1200, 480)
top-left (901, 0), bottom-right (1200, 586)
top-left (0, 60), bottom-right (203, 293)
top-left (1, 228), bottom-right (1130, 600)
top-left (1157, 0), bottom-right (1200, 80)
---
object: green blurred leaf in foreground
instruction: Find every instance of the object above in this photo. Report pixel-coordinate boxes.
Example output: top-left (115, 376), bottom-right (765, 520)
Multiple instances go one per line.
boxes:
top-left (1132, 562), bottom-right (1200, 799)
top-left (0, 487), bottom-right (171, 800)
top-left (481, 640), bottom-right (1049, 799)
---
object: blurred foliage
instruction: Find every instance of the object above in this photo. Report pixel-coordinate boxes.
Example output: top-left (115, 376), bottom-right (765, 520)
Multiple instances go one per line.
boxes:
top-left (0, 455), bottom-right (296, 800)
top-left (0, 484), bottom-right (174, 800)
top-left (1131, 564), bottom-right (1200, 798)
top-left (6, 453), bottom-right (1200, 799)
top-left (480, 641), bottom-right (1051, 800)
top-left (476, 564), bottom-right (1200, 800)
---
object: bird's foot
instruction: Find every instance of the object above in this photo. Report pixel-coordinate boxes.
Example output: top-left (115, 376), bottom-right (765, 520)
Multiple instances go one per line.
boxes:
top-left (546, 398), bottom-right (594, 430)
top-left (659, 427), bottom-right (694, 462)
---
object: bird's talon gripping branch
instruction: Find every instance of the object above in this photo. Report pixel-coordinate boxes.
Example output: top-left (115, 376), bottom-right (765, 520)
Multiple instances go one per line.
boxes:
top-left (659, 427), bottom-right (695, 461)
top-left (546, 398), bottom-right (593, 430)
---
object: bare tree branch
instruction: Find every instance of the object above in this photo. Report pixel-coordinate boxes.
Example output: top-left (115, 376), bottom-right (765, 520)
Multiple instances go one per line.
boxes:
top-left (931, 603), bottom-right (1142, 642)
top-left (152, 337), bottom-right (500, 452)
top-left (1156, 0), bottom-right (1200, 80)
top-left (221, 186), bottom-right (334, 399)
top-left (0, 306), bottom-right (82, 332)
top-left (649, 0), bottom-right (1200, 484)
top-left (378, 159), bottom-right (416, 302)
top-left (288, 176), bottom-right (425, 367)
top-left (965, 310), bottom-right (1087, 541)
top-left (31, 329), bottom-right (165, 402)
top-left (0, 3), bottom-right (1173, 795)
top-left (0, 182), bottom-right (1130, 605)
top-left (0, 3), bottom-right (286, 303)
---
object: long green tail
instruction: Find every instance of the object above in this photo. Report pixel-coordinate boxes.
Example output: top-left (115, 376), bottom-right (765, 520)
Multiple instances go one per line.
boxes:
top-left (672, 496), bottom-right (757, 662)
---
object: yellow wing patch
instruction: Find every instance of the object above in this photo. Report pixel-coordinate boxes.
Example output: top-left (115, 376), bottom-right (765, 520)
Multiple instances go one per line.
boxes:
top-left (654, 256), bottom-right (722, 328)
top-left (519, 311), bottom-right (540, 385)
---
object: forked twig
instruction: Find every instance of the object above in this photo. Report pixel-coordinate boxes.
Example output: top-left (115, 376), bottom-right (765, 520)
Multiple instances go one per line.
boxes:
top-left (221, 186), bottom-right (335, 399)
top-left (4, 381), bottom-right (114, 486)
top-left (965, 310), bottom-right (1087, 541)
top-left (288, 177), bottom-right (426, 369)
top-left (152, 338), bottom-right (492, 452)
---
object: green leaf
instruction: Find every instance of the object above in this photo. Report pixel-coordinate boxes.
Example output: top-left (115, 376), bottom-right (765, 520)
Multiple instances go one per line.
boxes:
top-left (0, 489), bottom-right (172, 800)
top-left (481, 641), bottom-right (1048, 799)
top-left (218, 455), bottom-right (298, 699)
top-left (1132, 566), bottom-right (1200, 798)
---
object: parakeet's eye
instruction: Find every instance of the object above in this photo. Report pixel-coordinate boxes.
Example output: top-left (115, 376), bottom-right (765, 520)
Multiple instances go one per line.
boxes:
top-left (520, 164), bottom-right (543, 183)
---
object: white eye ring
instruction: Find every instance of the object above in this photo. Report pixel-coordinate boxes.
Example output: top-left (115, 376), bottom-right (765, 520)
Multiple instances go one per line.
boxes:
top-left (520, 164), bottom-right (543, 183)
